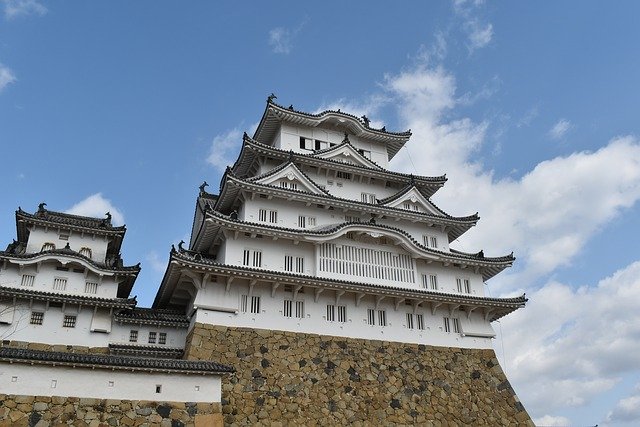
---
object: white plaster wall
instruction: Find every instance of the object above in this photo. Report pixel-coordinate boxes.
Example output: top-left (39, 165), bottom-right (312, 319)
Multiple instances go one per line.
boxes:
top-left (0, 262), bottom-right (121, 299)
top-left (0, 364), bottom-right (221, 403)
top-left (192, 281), bottom-right (495, 350)
top-left (26, 226), bottom-right (110, 263)
top-left (110, 322), bottom-right (187, 348)
top-left (223, 235), bottom-right (315, 275)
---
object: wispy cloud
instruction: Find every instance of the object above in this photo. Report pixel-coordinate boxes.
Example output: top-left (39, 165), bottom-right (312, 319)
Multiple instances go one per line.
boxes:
top-left (532, 414), bottom-right (571, 426)
top-left (65, 193), bottom-right (125, 226)
top-left (606, 384), bottom-right (640, 424)
top-left (145, 251), bottom-right (167, 274)
top-left (2, 0), bottom-right (47, 20)
top-left (207, 127), bottom-right (244, 172)
top-left (517, 105), bottom-right (539, 128)
top-left (549, 118), bottom-right (572, 140)
top-left (453, 0), bottom-right (493, 51)
top-left (268, 19), bottom-right (307, 55)
top-left (0, 63), bottom-right (16, 92)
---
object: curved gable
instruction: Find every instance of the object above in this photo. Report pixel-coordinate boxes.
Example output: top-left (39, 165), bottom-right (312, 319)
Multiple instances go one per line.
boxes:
top-left (251, 162), bottom-right (327, 195)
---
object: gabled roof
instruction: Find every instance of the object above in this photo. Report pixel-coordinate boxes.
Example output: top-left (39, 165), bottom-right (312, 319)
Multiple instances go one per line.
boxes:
top-left (231, 134), bottom-right (446, 198)
top-left (379, 185), bottom-right (464, 218)
top-left (16, 205), bottom-right (126, 256)
top-left (114, 308), bottom-right (190, 328)
top-left (311, 138), bottom-right (383, 170)
top-left (0, 347), bottom-right (233, 375)
top-left (154, 248), bottom-right (525, 321)
top-left (249, 161), bottom-right (329, 196)
top-left (253, 99), bottom-right (411, 160)
top-left (192, 210), bottom-right (512, 281)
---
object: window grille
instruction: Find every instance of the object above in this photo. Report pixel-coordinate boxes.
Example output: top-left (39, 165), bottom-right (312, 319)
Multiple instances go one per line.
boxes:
top-left (430, 275), bottom-right (438, 290)
top-left (284, 300), bottom-right (293, 318)
top-left (416, 314), bottom-right (425, 330)
top-left (129, 330), bottom-right (138, 342)
top-left (30, 311), bottom-right (44, 325)
top-left (403, 202), bottom-right (411, 210)
top-left (20, 274), bottom-right (35, 287)
top-left (421, 274), bottom-right (428, 289)
top-left (457, 278), bottom-right (471, 294)
top-left (253, 251), bottom-right (262, 267)
top-left (243, 250), bottom-right (262, 267)
top-left (378, 310), bottom-right (387, 327)
top-left (443, 317), bottom-right (451, 333)
top-left (406, 313), bottom-right (414, 329)
top-left (240, 295), bottom-right (248, 312)
top-left (336, 171), bottom-right (351, 180)
top-left (453, 318), bottom-right (460, 333)
top-left (63, 315), bottom-right (76, 328)
top-left (296, 257), bottom-right (304, 273)
top-left (148, 332), bottom-right (157, 344)
top-left (41, 242), bottom-right (55, 252)
top-left (361, 193), bottom-right (376, 203)
top-left (79, 247), bottom-right (92, 259)
top-left (269, 210), bottom-right (278, 223)
top-left (259, 209), bottom-right (267, 222)
top-left (430, 236), bottom-right (438, 248)
top-left (84, 282), bottom-right (98, 294)
top-left (367, 309), bottom-right (375, 325)
top-left (250, 296), bottom-right (261, 314)
top-left (326, 305), bottom-right (335, 322)
top-left (53, 277), bottom-right (67, 291)
top-left (337, 306), bottom-right (347, 323)
top-left (295, 301), bottom-right (304, 319)
top-left (159, 332), bottom-right (167, 345)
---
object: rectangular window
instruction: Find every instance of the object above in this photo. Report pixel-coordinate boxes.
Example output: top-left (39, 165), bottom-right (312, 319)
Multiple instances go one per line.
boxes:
top-left (357, 149), bottom-right (371, 159)
top-left (361, 192), bottom-right (376, 203)
top-left (336, 171), bottom-right (351, 180)
top-left (20, 274), bottom-right (35, 287)
top-left (464, 279), bottom-right (471, 294)
top-left (30, 311), bottom-right (44, 325)
top-left (53, 277), bottom-right (67, 291)
top-left (269, 210), bottom-right (278, 223)
top-left (250, 296), bottom-right (261, 314)
top-left (84, 282), bottom-right (98, 294)
top-left (378, 310), bottom-right (387, 327)
top-left (403, 202), bottom-right (411, 210)
top-left (421, 274), bottom-right (428, 289)
top-left (296, 257), bottom-right (304, 273)
top-left (300, 137), bottom-right (313, 150)
top-left (298, 215), bottom-right (317, 228)
top-left (240, 295), bottom-right (248, 312)
top-left (344, 215), bottom-right (360, 222)
top-left (337, 305), bottom-right (347, 323)
top-left (243, 250), bottom-right (262, 267)
top-left (443, 317), bottom-right (451, 333)
top-left (258, 209), bottom-right (277, 223)
top-left (315, 140), bottom-right (329, 150)
top-left (62, 315), bottom-right (76, 328)
top-left (416, 314), bottom-right (425, 330)
top-left (148, 332), bottom-right (157, 344)
top-left (430, 274), bottom-right (438, 290)
top-left (456, 278), bottom-right (471, 294)
top-left (295, 301), bottom-right (304, 319)
top-left (129, 330), bottom-right (138, 342)
top-left (159, 332), bottom-right (167, 345)
top-left (326, 304), bottom-right (335, 322)
top-left (423, 235), bottom-right (438, 248)
top-left (258, 208), bottom-right (267, 222)
top-left (284, 299), bottom-right (293, 318)
top-left (406, 313), bottom-right (414, 329)
top-left (284, 255), bottom-right (304, 273)
top-left (452, 318), bottom-right (460, 333)
top-left (367, 308), bottom-right (375, 325)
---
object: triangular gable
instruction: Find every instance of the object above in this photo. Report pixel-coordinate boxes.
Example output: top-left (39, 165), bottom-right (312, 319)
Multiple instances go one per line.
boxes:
top-left (313, 143), bottom-right (382, 170)
top-left (382, 187), bottom-right (441, 215)
top-left (252, 163), bottom-right (327, 195)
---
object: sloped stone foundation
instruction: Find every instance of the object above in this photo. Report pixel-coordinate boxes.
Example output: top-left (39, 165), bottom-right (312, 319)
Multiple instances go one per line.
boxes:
top-left (185, 323), bottom-right (533, 426)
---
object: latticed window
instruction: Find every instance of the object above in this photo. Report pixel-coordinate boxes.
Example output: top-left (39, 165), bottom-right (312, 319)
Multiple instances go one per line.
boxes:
top-left (129, 330), bottom-right (138, 342)
top-left (283, 300), bottom-right (293, 318)
top-left (79, 247), bottom-right (92, 259)
top-left (416, 314), bottom-right (425, 330)
top-left (406, 313), bottom-right (415, 329)
top-left (443, 317), bottom-right (451, 333)
top-left (456, 278), bottom-right (471, 294)
top-left (378, 310), bottom-right (387, 327)
top-left (250, 296), bottom-right (260, 314)
top-left (84, 282), bottom-right (98, 294)
top-left (240, 295), bottom-right (248, 312)
top-left (243, 249), bottom-right (262, 267)
top-left (336, 171), bottom-right (351, 180)
top-left (453, 318), bottom-right (460, 333)
top-left (361, 192), bottom-right (376, 203)
top-left (159, 332), bottom-right (167, 345)
top-left (63, 315), bottom-right (76, 328)
top-left (423, 235), bottom-right (438, 248)
top-left (295, 301), bottom-right (304, 319)
top-left (30, 311), bottom-right (44, 325)
top-left (20, 274), bottom-right (35, 287)
top-left (148, 332), bottom-right (157, 344)
top-left (41, 242), bottom-right (55, 252)
top-left (367, 309), bottom-right (375, 325)
top-left (53, 277), bottom-right (67, 291)
top-left (326, 305), bottom-right (335, 322)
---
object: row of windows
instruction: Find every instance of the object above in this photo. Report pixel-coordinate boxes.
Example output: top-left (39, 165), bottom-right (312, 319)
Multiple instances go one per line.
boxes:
top-left (129, 330), bottom-right (168, 345)
top-left (258, 209), bottom-right (278, 223)
top-left (299, 137), bottom-right (336, 151)
top-left (40, 243), bottom-right (93, 259)
top-left (30, 311), bottom-right (76, 328)
top-left (420, 274), bottom-right (472, 294)
top-left (20, 275), bottom-right (99, 294)
top-left (240, 296), bottom-right (461, 333)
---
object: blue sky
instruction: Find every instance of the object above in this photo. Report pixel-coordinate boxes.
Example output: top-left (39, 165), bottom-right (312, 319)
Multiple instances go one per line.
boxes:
top-left (2, 1), bottom-right (640, 425)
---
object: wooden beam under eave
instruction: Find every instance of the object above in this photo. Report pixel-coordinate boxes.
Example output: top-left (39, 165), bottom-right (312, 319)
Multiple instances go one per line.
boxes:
top-left (314, 288), bottom-right (323, 302)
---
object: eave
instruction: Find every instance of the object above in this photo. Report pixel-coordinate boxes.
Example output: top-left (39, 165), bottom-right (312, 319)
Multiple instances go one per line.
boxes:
top-left (0, 286), bottom-right (137, 309)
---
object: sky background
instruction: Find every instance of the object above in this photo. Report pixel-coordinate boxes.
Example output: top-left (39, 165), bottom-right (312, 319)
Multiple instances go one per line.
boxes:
top-left (1, 1), bottom-right (640, 425)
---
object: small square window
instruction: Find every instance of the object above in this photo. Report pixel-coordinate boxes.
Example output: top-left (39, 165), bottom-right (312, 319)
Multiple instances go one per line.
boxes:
top-left (11, 376), bottom-right (17, 382)
top-left (155, 385), bottom-right (162, 393)
top-left (148, 332), bottom-right (157, 344)
top-left (51, 380), bottom-right (57, 388)
top-left (129, 330), bottom-right (138, 343)
top-left (62, 315), bottom-right (76, 328)
top-left (30, 311), bottom-right (44, 325)
top-left (159, 332), bottom-right (167, 345)
top-left (108, 381), bottom-right (114, 387)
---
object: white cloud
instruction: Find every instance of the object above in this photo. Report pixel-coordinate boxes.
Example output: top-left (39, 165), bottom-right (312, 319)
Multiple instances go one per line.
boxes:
top-left (268, 19), bottom-right (307, 55)
top-left (549, 118), bottom-right (572, 140)
top-left (2, 0), bottom-right (47, 19)
top-left (517, 105), bottom-right (539, 128)
top-left (533, 414), bottom-right (571, 426)
top-left (468, 22), bottom-right (493, 50)
top-left (206, 127), bottom-right (244, 172)
top-left (0, 63), bottom-right (16, 92)
top-left (607, 385), bottom-right (640, 423)
top-left (65, 193), bottom-right (125, 226)
top-left (502, 261), bottom-right (640, 416)
top-left (145, 251), bottom-right (167, 274)
top-left (452, 0), bottom-right (493, 51)
top-left (314, 95), bottom-right (388, 130)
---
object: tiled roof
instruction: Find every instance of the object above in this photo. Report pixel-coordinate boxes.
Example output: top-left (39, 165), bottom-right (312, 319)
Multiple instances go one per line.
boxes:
top-left (108, 343), bottom-right (185, 359)
top-left (114, 308), bottom-right (190, 328)
top-left (0, 347), bottom-right (233, 375)
top-left (16, 207), bottom-right (125, 233)
top-left (0, 248), bottom-right (141, 274)
top-left (0, 286), bottom-right (137, 309)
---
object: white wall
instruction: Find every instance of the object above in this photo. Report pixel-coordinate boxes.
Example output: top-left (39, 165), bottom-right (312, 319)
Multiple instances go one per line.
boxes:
top-left (192, 280), bottom-right (495, 350)
top-left (26, 225), bottom-right (110, 263)
top-left (0, 363), bottom-right (221, 403)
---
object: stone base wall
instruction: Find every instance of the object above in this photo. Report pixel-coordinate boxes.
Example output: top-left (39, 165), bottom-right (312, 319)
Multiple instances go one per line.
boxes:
top-left (185, 323), bottom-right (533, 426)
top-left (0, 395), bottom-right (222, 427)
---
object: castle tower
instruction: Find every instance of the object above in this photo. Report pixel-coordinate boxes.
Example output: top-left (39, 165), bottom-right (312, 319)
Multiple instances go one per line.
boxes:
top-left (155, 98), bottom-right (533, 425)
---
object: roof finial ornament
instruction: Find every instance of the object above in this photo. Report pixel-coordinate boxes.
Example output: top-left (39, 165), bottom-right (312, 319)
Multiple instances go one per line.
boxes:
top-left (105, 212), bottom-right (112, 222)
top-left (381, 126), bottom-right (386, 132)
top-left (369, 215), bottom-right (376, 225)
top-left (171, 244), bottom-right (176, 252)
top-left (478, 250), bottom-right (484, 258)
top-left (361, 115), bottom-right (370, 127)
top-left (243, 131), bottom-right (248, 139)
top-left (230, 210), bottom-right (238, 220)
top-left (199, 181), bottom-right (209, 194)
top-left (178, 240), bottom-right (185, 251)
top-left (38, 202), bottom-right (47, 213)
top-left (410, 174), bottom-right (415, 186)
top-left (288, 150), bottom-right (294, 162)
top-left (267, 93), bottom-right (277, 103)
top-left (288, 104), bottom-right (294, 110)
top-left (342, 132), bottom-right (350, 144)
top-left (65, 242), bottom-right (70, 249)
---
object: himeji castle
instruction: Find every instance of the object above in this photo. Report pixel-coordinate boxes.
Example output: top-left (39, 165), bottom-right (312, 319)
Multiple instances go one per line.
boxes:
top-left (0, 97), bottom-right (533, 426)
